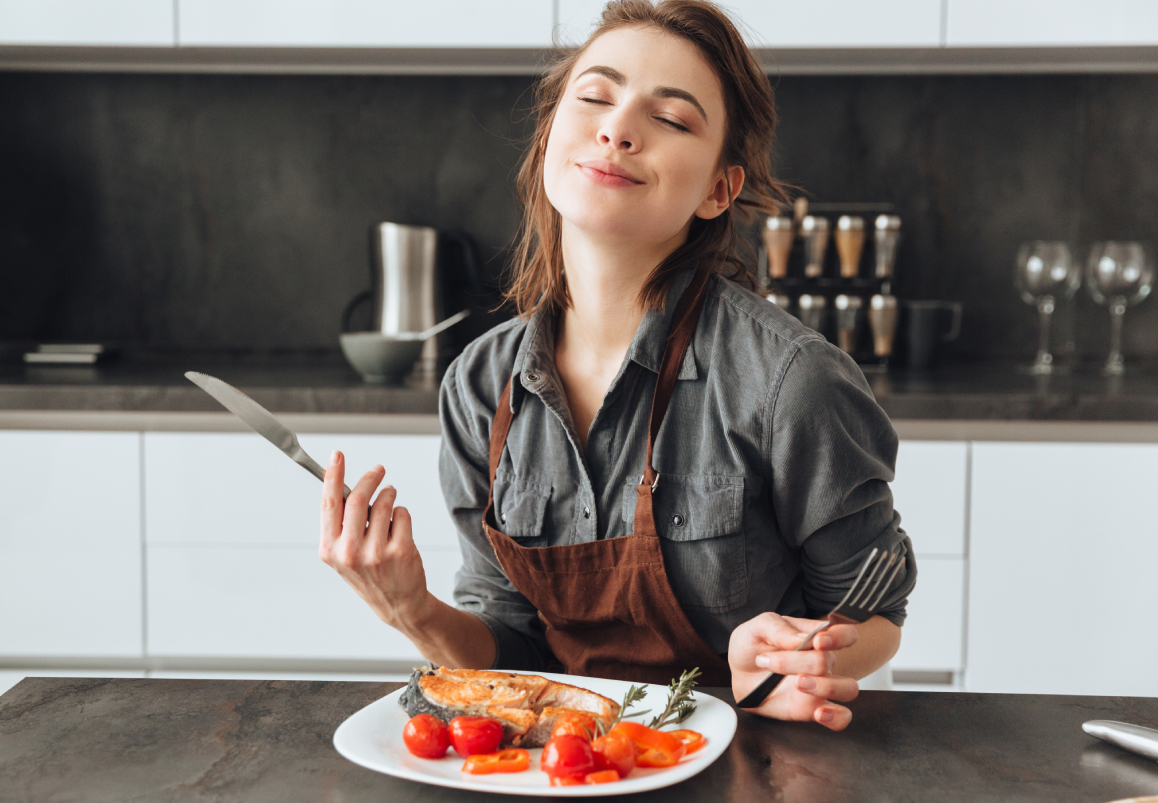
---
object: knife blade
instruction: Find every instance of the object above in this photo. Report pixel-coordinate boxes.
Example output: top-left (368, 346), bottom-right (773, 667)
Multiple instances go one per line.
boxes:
top-left (185, 371), bottom-right (350, 500)
top-left (1083, 720), bottom-right (1158, 761)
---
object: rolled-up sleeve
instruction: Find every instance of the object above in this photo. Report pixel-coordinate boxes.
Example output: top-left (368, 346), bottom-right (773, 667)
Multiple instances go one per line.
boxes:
top-left (437, 355), bottom-right (556, 670)
top-left (766, 337), bottom-right (917, 626)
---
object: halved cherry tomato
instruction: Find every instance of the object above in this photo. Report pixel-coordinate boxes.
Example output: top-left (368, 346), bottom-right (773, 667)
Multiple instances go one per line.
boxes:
top-left (608, 721), bottom-right (687, 768)
top-left (402, 713), bottom-right (450, 758)
top-left (448, 716), bottom-right (503, 757)
top-left (462, 748), bottom-right (530, 775)
top-left (584, 770), bottom-right (620, 784)
top-left (550, 712), bottom-right (597, 741)
top-left (541, 734), bottom-right (596, 781)
top-left (669, 729), bottom-right (706, 755)
top-left (592, 732), bottom-right (636, 778)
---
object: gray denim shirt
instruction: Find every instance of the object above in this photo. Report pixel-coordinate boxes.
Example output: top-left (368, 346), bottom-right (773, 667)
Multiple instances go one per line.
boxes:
top-left (438, 268), bottom-right (917, 671)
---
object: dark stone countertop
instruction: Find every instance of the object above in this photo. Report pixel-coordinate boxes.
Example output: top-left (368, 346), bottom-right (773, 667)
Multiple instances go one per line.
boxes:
top-left (4, 354), bottom-right (1158, 421)
top-left (2, 678), bottom-right (1158, 802)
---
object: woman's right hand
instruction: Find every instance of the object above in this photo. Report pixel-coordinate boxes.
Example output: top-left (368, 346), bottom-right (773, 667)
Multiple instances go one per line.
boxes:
top-left (319, 450), bottom-right (431, 630)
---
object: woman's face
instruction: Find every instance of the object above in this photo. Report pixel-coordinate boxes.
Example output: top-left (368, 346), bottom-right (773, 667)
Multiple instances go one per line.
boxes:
top-left (543, 25), bottom-right (737, 246)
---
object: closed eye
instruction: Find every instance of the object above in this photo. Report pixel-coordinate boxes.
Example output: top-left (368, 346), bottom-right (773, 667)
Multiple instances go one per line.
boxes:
top-left (578, 97), bottom-right (690, 133)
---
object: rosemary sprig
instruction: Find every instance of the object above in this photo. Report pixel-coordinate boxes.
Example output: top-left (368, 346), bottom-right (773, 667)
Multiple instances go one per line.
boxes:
top-left (596, 683), bottom-right (650, 736)
top-left (647, 667), bottom-right (701, 730)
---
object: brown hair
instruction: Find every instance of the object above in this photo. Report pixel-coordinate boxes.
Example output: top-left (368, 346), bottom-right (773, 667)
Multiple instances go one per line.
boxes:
top-left (503, 0), bottom-right (789, 318)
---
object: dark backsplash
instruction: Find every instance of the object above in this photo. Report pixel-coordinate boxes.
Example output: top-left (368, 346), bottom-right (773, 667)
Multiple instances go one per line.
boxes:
top-left (2, 69), bottom-right (1157, 363)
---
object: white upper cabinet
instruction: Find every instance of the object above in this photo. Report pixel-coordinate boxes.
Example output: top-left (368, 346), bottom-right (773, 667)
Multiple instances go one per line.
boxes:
top-left (558, 0), bottom-right (943, 49)
top-left (891, 441), bottom-right (969, 556)
top-left (0, 0), bottom-right (175, 45)
top-left (947, 0), bottom-right (1158, 47)
top-left (178, 0), bottom-right (554, 48)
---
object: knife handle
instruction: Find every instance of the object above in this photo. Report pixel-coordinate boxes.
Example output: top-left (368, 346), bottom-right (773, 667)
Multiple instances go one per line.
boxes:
top-left (298, 451), bottom-right (351, 500)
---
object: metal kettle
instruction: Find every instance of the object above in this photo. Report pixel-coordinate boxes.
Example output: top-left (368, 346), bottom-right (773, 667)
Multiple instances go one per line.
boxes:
top-left (343, 222), bottom-right (484, 378)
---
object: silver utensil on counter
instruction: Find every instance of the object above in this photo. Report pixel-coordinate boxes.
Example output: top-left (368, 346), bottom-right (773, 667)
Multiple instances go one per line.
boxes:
top-left (1083, 720), bottom-right (1158, 761)
top-left (801, 216), bottom-right (830, 278)
top-left (185, 371), bottom-right (351, 500)
top-left (736, 547), bottom-right (904, 709)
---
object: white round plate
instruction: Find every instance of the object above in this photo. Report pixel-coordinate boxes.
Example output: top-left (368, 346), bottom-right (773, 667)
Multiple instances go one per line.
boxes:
top-left (333, 671), bottom-right (738, 796)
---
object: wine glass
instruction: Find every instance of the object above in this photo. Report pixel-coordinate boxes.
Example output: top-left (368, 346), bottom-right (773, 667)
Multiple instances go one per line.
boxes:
top-left (1085, 242), bottom-right (1153, 375)
top-left (1015, 242), bottom-right (1080, 374)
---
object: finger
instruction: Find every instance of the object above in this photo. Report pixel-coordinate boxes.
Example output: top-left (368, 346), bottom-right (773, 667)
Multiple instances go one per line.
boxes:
top-left (365, 484), bottom-right (398, 549)
top-left (795, 674), bottom-right (859, 703)
top-left (812, 624), bottom-right (858, 652)
top-left (814, 704), bottom-right (852, 731)
top-left (320, 450), bottom-right (346, 555)
top-left (755, 649), bottom-right (835, 677)
top-left (340, 465), bottom-right (386, 543)
top-left (738, 613), bottom-right (823, 656)
top-left (384, 506), bottom-right (415, 555)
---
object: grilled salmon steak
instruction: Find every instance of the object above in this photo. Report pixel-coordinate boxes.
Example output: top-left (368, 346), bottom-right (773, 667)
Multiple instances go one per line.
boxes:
top-left (398, 666), bottom-right (620, 747)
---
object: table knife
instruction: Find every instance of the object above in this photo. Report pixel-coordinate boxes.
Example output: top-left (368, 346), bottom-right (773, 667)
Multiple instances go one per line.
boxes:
top-left (1083, 720), bottom-right (1158, 761)
top-left (185, 371), bottom-right (351, 500)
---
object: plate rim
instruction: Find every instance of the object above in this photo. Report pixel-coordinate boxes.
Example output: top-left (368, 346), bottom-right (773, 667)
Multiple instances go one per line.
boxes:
top-left (332, 670), bottom-right (739, 797)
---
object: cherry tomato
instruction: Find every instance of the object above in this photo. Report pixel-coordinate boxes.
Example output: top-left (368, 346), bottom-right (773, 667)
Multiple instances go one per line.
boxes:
top-left (402, 713), bottom-right (450, 759)
top-left (448, 716), bottom-right (503, 757)
top-left (669, 729), bottom-right (706, 754)
top-left (592, 732), bottom-right (636, 778)
top-left (609, 721), bottom-right (687, 768)
top-left (550, 713), bottom-right (597, 741)
top-left (461, 748), bottom-right (530, 775)
top-left (584, 770), bottom-right (620, 784)
top-left (540, 734), bottom-right (596, 782)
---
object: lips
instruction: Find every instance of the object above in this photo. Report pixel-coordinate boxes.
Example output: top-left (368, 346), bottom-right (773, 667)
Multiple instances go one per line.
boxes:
top-left (577, 159), bottom-right (643, 185)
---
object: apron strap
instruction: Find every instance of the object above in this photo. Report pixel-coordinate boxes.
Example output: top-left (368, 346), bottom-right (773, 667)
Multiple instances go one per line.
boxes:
top-left (488, 380), bottom-right (515, 497)
top-left (633, 268), bottom-right (712, 538)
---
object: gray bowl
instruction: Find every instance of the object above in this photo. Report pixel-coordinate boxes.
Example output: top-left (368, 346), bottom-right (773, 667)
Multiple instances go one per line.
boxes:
top-left (339, 333), bottom-right (425, 383)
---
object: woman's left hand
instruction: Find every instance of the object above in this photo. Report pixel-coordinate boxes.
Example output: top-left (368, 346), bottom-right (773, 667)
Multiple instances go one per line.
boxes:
top-left (728, 613), bottom-right (859, 730)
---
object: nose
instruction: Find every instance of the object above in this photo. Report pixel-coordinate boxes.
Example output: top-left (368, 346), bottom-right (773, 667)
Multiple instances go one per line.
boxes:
top-left (596, 104), bottom-right (641, 153)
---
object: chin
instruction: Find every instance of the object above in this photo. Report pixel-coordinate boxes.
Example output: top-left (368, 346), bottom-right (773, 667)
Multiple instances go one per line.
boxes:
top-left (547, 176), bottom-right (670, 243)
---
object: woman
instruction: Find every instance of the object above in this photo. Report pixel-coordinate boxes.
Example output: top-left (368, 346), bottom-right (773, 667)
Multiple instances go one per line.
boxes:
top-left (320, 0), bottom-right (916, 731)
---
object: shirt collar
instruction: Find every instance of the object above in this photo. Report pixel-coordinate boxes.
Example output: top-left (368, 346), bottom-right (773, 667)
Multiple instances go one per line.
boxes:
top-left (508, 268), bottom-right (701, 413)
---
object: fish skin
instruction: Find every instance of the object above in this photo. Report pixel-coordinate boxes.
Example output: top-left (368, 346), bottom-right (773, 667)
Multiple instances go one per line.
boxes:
top-left (398, 667), bottom-right (621, 748)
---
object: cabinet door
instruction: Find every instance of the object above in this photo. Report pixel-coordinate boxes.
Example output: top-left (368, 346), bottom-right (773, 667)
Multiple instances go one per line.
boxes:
top-left (0, 0), bottom-right (175, 45)
top-left (947, 0), bottom-right (1158, 46)
top-left (559, 1), bottom-right (943, 48)
top-left (967, 442), bottom-right (1158, 695)
top-left (178, 0), bottom-right (554, 47)
top-left (890, 556), bottom-right (964, 672)
top-left (144, 432), bottom-right (458, 549)
top-left (892, 441), bottom-right (968, 556)
top-left (146, 544), bottom-right (461, 660)
top-left (0, 432), bottom-right (143, 657)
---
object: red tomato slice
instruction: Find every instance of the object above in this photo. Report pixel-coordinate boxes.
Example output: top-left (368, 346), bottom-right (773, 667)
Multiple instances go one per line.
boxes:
top-left (669, 729), bottom-right (706, 754)
top-left (401, 713), bottom-right (450, 759)
top-left (584, 770), bottom-right (620, 784)
top-left (592, 732), bottom-right (636, 778)
top-left (448, 716), bottom-right (503, 757)
top-left (461, 748), bottom-right (530, 775)
top-left (541, 734), bottom-right (597, 780)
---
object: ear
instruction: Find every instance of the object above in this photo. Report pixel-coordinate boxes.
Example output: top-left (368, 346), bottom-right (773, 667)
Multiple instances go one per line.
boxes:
top-left (695, 165), bottom-right (746, 221)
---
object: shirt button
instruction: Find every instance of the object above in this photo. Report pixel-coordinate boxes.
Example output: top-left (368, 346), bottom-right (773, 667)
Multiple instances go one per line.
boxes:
top-left (672, 514), bottom-right (685, 527)
top-left (583, 506), bottom-right (590, 519)
top-left (500, 513), bottom-right (507, 524)
top-left (525, 371), bottom-right (540, 382)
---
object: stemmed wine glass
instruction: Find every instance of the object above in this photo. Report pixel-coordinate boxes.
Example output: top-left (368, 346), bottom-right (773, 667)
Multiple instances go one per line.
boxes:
top-left (1085, 242), bottom-right (1153, 375)
top-left (1015, 242), bottom-right (1080, 374)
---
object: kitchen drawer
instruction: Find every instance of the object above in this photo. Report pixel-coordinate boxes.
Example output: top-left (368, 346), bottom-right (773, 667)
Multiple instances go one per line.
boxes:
top-left (144, 432), bottom-right (458, 549)
top-left (178, 0), bottom-right (553, 48)
top-left (890, 556), bottom-right (965, 673)
top-left (0, 431), bottom-right (143, 657)
top-left (967, 442), bottom-right (1158, 695)
top-left (146, 545), bottom-right (461, 661)
top-left (892, 441), bottom-right (969, 556)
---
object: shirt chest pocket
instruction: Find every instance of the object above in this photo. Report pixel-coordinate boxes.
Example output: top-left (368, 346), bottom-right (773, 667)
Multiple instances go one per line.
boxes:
top-left (622, 473), bottom-right (748, 612)
top-left (493, 470), bottom-right (551, 542)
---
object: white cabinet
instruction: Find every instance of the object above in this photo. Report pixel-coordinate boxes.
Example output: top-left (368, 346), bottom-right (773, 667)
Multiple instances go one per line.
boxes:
top-left (890, 556), bottom-right (965, 672)
top-left (0, 431), bottom-right (143, 657)
top-left (967, 442), bottom-right (1158, 696)
top-left (947, 0), bottom-right (1158, 47)
top-left (557, 0), bottom-right (943, 48)
top-left (0, 0), bottom-right (175, 46)
top-left (178, 0), bottom-right (554, 48)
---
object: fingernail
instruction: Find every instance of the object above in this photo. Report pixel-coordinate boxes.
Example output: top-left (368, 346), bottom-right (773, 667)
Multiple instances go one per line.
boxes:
top-left (329, 450), bottom-right (338, 466)
top-left (756, 655), bottom-right (771, 669)
top-left (818, 709), bottom-right (834, 724)
top-left (797, 676), bottom-right (817, 691)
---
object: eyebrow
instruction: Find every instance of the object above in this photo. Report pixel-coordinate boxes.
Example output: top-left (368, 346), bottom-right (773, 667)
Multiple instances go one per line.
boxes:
top-left (575, 65), bottom-right (709, 124)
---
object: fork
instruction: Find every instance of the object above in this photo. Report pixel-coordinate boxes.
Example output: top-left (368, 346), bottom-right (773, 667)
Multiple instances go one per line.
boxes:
top-left (735, 547), bottom-right (905, 709)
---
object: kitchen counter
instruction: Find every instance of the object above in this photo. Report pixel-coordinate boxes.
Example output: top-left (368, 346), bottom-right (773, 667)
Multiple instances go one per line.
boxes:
top-left (2, 677), bottom-right (1157, 802)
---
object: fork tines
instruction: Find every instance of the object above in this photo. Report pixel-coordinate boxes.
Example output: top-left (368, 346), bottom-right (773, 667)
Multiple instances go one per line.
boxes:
top-left (846, 547), bottom-right (906, 616)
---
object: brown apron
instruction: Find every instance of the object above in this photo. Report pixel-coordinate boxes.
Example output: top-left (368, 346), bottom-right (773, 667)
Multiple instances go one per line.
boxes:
top-left (481, 268), bottom-right (732, 687)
